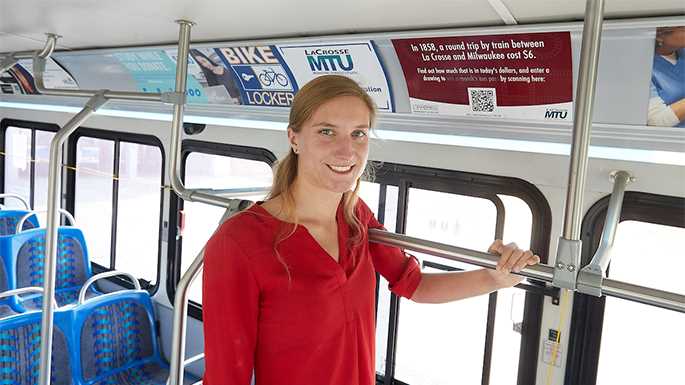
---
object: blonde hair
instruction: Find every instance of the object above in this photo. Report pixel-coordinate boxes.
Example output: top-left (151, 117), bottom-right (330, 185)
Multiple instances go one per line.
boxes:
top-left (267, 75), bottom-right (376, 281)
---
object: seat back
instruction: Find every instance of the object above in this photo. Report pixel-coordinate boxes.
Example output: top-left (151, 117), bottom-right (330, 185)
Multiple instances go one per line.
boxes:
top-left (0, 310), bottom-right (72, 385)
top-left (7, 227), bottom-right (91, 311)
top-left (0, 210), bottom-right (39, 236)
top-left (0, 212), bottom-right (38, 314)
top-left (66, 291), bottom-right (164, 384)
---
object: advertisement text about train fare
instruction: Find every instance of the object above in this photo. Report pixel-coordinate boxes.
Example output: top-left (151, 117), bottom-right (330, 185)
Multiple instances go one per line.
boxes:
top-left (392, 32), bottom-right (573, 121)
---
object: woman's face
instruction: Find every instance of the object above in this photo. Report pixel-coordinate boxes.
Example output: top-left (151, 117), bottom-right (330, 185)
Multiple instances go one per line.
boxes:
top-left (657, 27), bottom-right (685, 50)
top-left (289, 95), bottom-right (370, 195)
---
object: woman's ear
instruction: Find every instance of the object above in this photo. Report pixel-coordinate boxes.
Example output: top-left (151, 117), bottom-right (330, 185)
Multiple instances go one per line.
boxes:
top-left (287, 127), bottom-right (299, 153)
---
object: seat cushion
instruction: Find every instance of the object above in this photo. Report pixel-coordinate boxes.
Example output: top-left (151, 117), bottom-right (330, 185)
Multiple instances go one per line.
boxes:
top-left (89, 361), bottom-right (201, 385)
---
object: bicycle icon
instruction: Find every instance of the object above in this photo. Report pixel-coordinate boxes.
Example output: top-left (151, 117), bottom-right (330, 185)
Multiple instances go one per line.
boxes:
top-left (258, 68), bottom-right (289, 87)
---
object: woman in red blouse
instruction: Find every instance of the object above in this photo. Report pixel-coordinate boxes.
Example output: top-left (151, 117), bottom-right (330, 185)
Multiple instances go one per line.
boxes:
top-left (202, 75), bottom-right (540, 385)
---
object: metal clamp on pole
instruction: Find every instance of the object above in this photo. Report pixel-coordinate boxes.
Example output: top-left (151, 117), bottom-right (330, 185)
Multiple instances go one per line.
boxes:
top-left (0, 53), bottom-right (17, 74)
top-left (161, 91), bottom-right (187, 105)
top-left (552, 237), bottom-right (583, 290)
top-left (0, 33), bottom-right (58, 73)
top-left (577, 171), bottom-right (632, 296)
top-left (37, 90), bottom-right (109, 385)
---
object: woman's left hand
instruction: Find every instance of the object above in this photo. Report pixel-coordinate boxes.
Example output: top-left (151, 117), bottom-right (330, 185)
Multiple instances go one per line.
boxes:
top-left (487, 240), bottom-right (541, 287)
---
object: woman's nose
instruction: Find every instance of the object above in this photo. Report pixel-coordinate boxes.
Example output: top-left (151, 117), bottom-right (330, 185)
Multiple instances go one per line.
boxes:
top-left (333, 136), bottom-right (354, 157)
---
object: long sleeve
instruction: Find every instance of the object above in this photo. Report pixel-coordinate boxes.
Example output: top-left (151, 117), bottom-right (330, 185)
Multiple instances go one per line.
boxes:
top-left (202, 229), bottom-right (260, 385)
top-left (360, 201), bottom-right (422, 299)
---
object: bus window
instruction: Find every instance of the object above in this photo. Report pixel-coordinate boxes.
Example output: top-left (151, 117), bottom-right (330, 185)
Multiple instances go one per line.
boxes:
top-left (2, 122), bottom-right (57, 211)
top-left (396, 189), bottom-right (496, 385)
top-left (490, 195), bottom-right (533, 385)
top-left (367, 163), bottom-right (547, 385)
top-left (180, 150), bottom-right (273, 305)
top-left (34, 130), bottom-right (56, 211)
top-left (114, 142), bottom-right (163, 282)
top-left (74, 137), bottom-right (115, 269)
top-left (72, 134), bottom-right (163, 285)
top-left (3, 126), bottom-right (31, 207)
top-left (596, 221), bottom-right (684, 385)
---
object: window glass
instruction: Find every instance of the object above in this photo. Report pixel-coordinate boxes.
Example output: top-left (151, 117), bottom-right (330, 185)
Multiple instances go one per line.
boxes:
top-left (182, 152), bottom-right (272, 303)
top-left (372, 184), bottom-right (398, 375)
top-left (596, 221), bottom-right (685, 384)
top-left (395, 189), bottom-right (496, 384)
top-left (34, 130), bottom-right (55, 212)
top-left (3, 127), bottom-right (31, 208)
top-left (75, 137), bottom-right (114, 268)
top-left (114, 142), bottom-right (163, 283)
top-left (489, 195), bottom-right (534, 385)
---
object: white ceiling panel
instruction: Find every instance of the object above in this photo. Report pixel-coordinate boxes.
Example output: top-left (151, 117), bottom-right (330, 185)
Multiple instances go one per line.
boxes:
top-left (503, 0), bottom-right (685, 23)
top-left (0, 0), bottom-right (502, 52)
top-left (0, 0), bottom-right (683, 53)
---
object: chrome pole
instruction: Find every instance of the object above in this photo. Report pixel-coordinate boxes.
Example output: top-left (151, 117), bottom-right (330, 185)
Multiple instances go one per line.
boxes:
top-left (563, 0), bottom-right (605, 241)
top-left (38, 91), bottom-right (109, 385)
top-left (554, 0), bottom-right (606, 289)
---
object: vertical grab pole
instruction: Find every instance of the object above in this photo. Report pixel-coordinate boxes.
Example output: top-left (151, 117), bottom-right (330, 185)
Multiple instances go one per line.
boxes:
top-left (553, 0), bottom-right (606, 289)
top-left (38, 91), bottom-right (109, 385)
top-left (167, 19), bottom-right (195, 385)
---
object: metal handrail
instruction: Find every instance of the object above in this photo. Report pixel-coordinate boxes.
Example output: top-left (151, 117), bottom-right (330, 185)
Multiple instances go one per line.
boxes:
top-left (78, 270), bottom-right (141, 304)
top-left (368, 229), bottom-right (685, 313)
top-left (577, 171), bottom-right (631, 296)
top-left (16, 208), bottom-right (76, 233)
top-left (0, 287), bottom-right (57, 309)
top-left (0, 193), bottom-right (30, 210)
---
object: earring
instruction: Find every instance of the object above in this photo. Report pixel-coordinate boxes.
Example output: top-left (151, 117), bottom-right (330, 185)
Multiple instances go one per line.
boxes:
top-left (293, 147), bottom-right (299, 154)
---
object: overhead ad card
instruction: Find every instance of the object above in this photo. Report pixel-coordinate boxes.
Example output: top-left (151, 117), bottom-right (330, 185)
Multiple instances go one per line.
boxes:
top-left (392, 32), bottom-right (573, 121)
top-left (277, 41), bottom-right (393, 111)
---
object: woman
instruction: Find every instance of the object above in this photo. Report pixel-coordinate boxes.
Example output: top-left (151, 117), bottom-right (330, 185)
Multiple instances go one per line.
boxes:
top-left (648, 26), bottom-right (685, 128)
top-left (202, 75), bottom-right (540, 385)
top-left (189, 48), bottom-right (241, 102)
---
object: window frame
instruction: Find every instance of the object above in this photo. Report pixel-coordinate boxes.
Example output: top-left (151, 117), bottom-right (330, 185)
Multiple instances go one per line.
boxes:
top-left (565, 192), bottom-right (685, 385)
top-left (66, 127), bottom-right (166, 293)
top-left (0, 118), bottom-right (60, 209)
top-left (168, 139), bottom-right (276, 319)
top-left (368, 162), bottom-right (552, 385)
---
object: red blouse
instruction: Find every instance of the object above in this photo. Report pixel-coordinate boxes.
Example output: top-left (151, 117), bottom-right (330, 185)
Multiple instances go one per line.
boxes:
top-left (202, 199), bottom-right (422, 385)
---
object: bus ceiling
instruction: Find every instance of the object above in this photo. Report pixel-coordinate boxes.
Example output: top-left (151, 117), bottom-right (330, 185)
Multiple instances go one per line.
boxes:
top-left (1, 0), bottom-right (684, 52)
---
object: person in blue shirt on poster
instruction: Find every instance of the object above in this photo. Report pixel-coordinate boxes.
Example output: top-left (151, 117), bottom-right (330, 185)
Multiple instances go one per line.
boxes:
top-left (648, 26), bottom-right (685, 128)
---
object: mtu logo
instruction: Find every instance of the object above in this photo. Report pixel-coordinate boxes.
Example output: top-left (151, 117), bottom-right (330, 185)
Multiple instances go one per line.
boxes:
top-left (306, 54), bottom-right (354, 72)
top-left (544, 109), bottom-right (568, 119)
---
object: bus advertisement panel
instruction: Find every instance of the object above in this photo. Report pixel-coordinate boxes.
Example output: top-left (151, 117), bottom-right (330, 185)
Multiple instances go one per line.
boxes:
top-left (392, 32), bottom-right (573, 121)
top-left (0, 58), bottom-right (78, 95)
top-left (277, 41), bottom-right (394, 111)
top-left (215, 46), bottom-right (298, 107)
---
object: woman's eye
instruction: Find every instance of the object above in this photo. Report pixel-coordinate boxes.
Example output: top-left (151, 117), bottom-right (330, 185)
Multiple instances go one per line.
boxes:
top-left (319, 128), bottom-right (334, 136)
top-left (352, 130), bottom-right (368, 138)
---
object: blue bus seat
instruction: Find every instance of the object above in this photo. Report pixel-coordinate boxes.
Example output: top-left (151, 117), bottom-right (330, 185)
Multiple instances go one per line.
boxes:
top-left (0, 309), bottom-right (72, 385)
top-left (63, 290), bottom-right (199, 385)
top-left (4, 227), bottom-right (97, 312)
top-left (0, 210), bottom-right (39, 236)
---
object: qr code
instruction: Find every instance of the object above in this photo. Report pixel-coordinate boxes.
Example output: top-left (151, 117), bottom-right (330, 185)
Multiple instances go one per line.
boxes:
top-left (468, 88), bottom-right (497, 113)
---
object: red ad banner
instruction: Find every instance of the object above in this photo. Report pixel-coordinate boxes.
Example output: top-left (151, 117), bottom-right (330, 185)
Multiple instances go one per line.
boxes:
top-left (392, 32), bottom-right (573, 121)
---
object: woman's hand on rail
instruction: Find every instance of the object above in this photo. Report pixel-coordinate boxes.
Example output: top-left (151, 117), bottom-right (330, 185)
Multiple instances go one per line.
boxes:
top-left (487, 240), bottom-right (540, 288)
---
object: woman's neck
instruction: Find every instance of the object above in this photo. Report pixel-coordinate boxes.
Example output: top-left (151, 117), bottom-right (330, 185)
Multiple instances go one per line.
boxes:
top-left (290, 179), bottom-right (342, 224)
